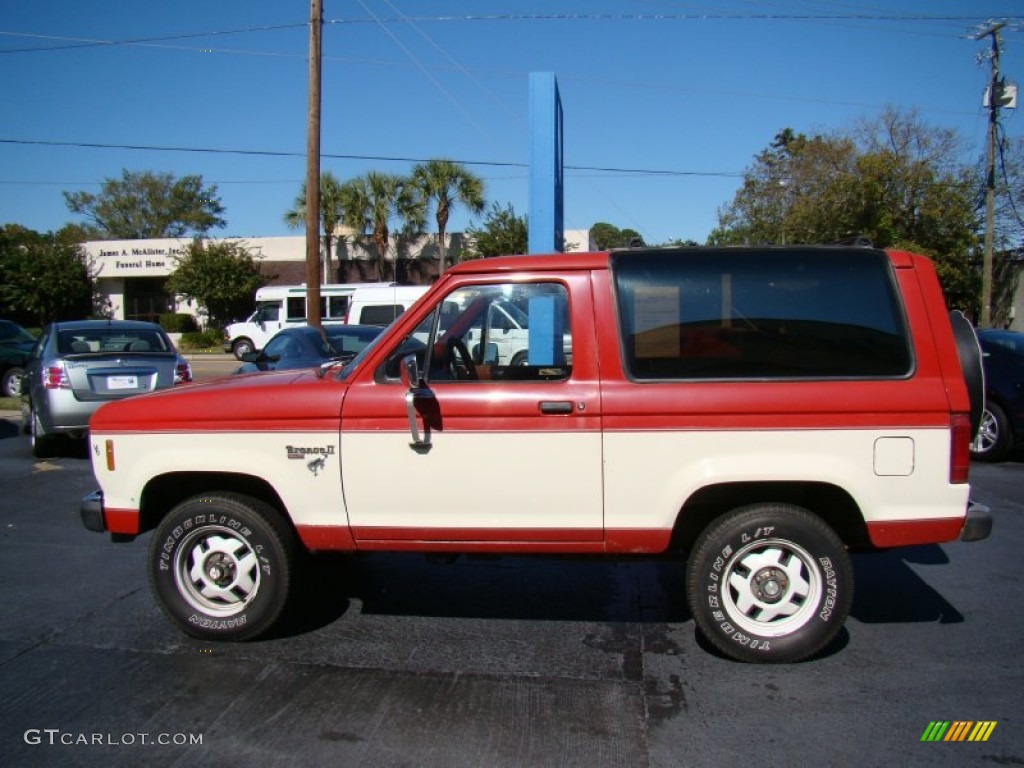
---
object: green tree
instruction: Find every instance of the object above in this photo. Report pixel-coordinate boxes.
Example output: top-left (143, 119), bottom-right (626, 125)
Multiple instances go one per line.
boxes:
top-left (590, 222), bottom-right (644, 249)
top-left (283, 171), bottom-right (348, 283)
top-left (465, 203), bottom-right (528, 259)
top-left (710, 108), bottom-right (980, 310)
top-left (0, 224), bottom-right (93, 324)
top-left (411, 159), bottom-right (486, 273)
top-left (64, 169), bottom-right (226, 239)
top-left (165, 239), bottom-right (265, 329)
top-left (341, 172), bottom-right (425, 281)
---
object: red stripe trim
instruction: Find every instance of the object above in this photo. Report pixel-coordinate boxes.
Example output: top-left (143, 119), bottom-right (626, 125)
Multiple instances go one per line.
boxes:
top-left (353, 526), bottom-right (604, 543)
top-left (296, 525), bottom-right (357, 551)
top-left (866, 518), bottom-right (963, 547)
top-left (295, 525), bottom-right (673, 554)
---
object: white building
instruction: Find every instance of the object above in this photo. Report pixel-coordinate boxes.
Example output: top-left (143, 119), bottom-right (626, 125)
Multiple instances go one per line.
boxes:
top-left (82, 230), bottom-right (593, 324)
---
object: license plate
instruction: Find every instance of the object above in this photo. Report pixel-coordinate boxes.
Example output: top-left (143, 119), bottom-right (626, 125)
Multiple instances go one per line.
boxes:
top-left (107, 375), bottom-right (138, 390)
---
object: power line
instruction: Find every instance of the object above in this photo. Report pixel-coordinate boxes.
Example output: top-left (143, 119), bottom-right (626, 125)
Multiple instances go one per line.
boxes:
top-left (0, 137), bottom-right (744, 178)
top-left (3, 13), bottom-right (1017, 54)
top-left (0, 24), bottom-right (306, 54)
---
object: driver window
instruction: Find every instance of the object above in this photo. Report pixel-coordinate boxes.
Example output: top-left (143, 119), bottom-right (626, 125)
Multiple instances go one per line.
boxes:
top-left (426, 282), bottom-right (572, 383)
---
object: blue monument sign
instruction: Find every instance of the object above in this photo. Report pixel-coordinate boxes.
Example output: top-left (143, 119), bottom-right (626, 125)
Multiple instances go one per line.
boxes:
top-left (528, 72), bottom-right (564, 254)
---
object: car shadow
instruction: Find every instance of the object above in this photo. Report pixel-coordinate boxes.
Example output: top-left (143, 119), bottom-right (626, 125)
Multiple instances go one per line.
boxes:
top-left (0, 417), bottom-right (18, 440)
top-left (273, 551), bottom-right (691, 639)
top-left (271, 544), bottom-right (964, 643)
top-left (850, 545), bottom-right (963, 624)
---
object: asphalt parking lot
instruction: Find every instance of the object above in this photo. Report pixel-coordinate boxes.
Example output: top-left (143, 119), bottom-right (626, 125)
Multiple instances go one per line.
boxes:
top-left (0, 391), bottom-right (1021, 766)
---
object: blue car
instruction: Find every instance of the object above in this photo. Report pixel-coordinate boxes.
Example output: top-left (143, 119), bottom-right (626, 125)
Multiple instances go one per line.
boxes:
top-left (234, 324), bottom-right (384, 374)
top-left (971, 329), bottom-right (1024, 462)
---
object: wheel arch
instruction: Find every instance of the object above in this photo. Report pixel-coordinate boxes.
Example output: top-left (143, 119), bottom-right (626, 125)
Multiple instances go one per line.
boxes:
top-left (139, 471), bottom-right (294, 539)
top-left (671, 481), bottom-right (870, 552)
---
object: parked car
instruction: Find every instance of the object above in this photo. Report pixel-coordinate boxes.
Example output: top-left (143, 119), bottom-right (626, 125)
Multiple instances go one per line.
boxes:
top-left (970, 328), bottom-right (1024, 462)
top-left (234, 324), bottom-right (384, 374)
top-left (0, 319), bottom-right (37, 398)
top-left (21, 320), bottom-right (192, 457)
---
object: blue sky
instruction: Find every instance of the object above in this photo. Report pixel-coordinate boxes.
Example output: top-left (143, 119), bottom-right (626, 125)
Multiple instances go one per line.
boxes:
top-left (2, 1), bottom-right (1022, 246)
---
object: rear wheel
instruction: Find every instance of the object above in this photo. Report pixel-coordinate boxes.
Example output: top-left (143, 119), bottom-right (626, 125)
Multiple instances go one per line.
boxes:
top-left (149, 493), bottom-right (297, 641)
top-left (29, 407), bottom-right (56, 459)
top-left (686, 503), bottom-right (853, 663)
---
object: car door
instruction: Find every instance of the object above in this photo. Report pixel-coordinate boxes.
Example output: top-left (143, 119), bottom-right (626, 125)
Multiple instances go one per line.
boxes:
top-left (340, 273), bottom-right (603, 547)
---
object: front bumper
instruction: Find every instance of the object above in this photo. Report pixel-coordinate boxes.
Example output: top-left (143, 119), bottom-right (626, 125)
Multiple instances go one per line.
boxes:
top-left (80, 489), bottom-right (137, 542)
top-left (961, 501), bottom-right (993, 542)
top-left (80, 490), bottom-right (105, 532)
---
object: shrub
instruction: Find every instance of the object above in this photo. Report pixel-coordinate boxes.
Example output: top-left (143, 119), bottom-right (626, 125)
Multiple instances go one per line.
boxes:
top-left (159, 313), bottom-right (199, 333)
top-left (178, 329), bottom-right (222, 350)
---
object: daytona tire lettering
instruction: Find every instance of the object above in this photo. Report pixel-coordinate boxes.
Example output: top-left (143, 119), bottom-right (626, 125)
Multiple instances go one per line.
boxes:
top-left (686, 503), bottom-right (853, 663)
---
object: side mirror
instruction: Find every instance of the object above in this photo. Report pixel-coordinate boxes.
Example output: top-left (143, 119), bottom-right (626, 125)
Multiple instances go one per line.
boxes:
top-left (239, 352), bottom-right (259, 363)
top-left (400, 354), bottom-right (433, 450)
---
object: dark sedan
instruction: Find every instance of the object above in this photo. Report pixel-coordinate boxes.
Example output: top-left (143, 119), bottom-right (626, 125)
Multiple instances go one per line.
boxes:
top-left (971, 328), bottom-right (1024, 462)
top-left (234, 324), bottom-right (384, 374)
top-left (0, 319), bottom-right (37, 398)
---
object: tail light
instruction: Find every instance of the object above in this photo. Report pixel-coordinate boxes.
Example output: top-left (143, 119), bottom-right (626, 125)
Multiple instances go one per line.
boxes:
top-left (43, 361), bottom-right (71, 390)
top-left (950, 413), bottom-right (972, 484)
top-left (174, 359), bottom-right (193, 385)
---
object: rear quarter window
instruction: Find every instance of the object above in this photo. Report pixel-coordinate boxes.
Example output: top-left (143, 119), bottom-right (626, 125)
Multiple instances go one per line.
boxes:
top-left (612, 248), bottom-right (911, 380)
top-left (358, 304), bottom-right (405, 326)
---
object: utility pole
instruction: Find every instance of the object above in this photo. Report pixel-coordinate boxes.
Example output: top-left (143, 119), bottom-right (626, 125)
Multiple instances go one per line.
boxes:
top-left (305, 0), bottom-right (323, 328)
top-left (975, 21), bottom-right (1006, 329)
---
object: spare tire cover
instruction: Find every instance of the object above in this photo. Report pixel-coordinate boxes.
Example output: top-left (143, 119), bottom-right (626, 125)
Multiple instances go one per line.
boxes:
top-left (948, 310), bottom-right (985, 437)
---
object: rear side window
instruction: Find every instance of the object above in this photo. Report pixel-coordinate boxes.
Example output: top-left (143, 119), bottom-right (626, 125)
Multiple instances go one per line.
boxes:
top-left (359, 304), bottom-right (405, 326)
top-left (613, 248), bottom-right (911, 380)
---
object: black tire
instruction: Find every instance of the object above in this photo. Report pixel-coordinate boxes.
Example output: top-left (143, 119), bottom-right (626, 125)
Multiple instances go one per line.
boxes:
top-left (686, 504), bottom-right (853, 663)
top-left (2, 366), bottom-right (24, 398)
top-left (231, 338), bottom-right (254, 360)
top-left (949, 310), bottom-right (985, 438)
top-left (149, 493), bottom-right (297, 641)
top-left (971, 400), bottom-right (1012, 462)
top-left (29, 407), bottom-right (55, 459)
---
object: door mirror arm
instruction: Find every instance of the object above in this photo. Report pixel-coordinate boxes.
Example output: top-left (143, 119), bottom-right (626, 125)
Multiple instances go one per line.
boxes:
top-left (400, 354), bottom-right (434, 450)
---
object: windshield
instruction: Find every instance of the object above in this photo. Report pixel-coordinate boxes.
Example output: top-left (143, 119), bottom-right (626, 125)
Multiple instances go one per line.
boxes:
top-left (333, 319), bottom-right (399, 380)
top-left (0, 321), bottom-right (34, 343)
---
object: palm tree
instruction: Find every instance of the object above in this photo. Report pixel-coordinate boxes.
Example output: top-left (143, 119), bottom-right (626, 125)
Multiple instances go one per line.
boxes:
top-left (283, 171), bottom-right (348, 283)
top-left (341, 172), bottom-right (425, 282)
top-left (412, 159), bottom-right (486, 274)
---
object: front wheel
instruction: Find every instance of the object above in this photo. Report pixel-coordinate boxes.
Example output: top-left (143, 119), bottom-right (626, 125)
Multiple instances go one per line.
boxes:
top-left (2, 366), bottom-right (24, 398)
top-left (686, 503), bottom-right (853, 663)
top-left (149, 493), bottom-right (297, 641)
top-left (971, 401), bottom-right (1012, 462)
top-left (231, 338), bottom-right (254, 360)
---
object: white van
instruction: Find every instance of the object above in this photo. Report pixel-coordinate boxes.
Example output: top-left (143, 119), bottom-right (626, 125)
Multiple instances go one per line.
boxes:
top-left (345, 285), bottom-right (430, 326)
top-left (223, 282), bottom-right (389, 359)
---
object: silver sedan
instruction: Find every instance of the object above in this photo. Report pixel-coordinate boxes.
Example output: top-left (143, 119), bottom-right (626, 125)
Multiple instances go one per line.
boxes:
top-left (21, 319), bottom-right (192, 457)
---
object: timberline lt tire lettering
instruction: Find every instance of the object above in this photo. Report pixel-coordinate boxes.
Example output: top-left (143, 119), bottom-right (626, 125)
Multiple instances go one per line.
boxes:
top-left (687, 503), bottom-right (853, 663)
top-left (148, 494), bottom-right (295, 642)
